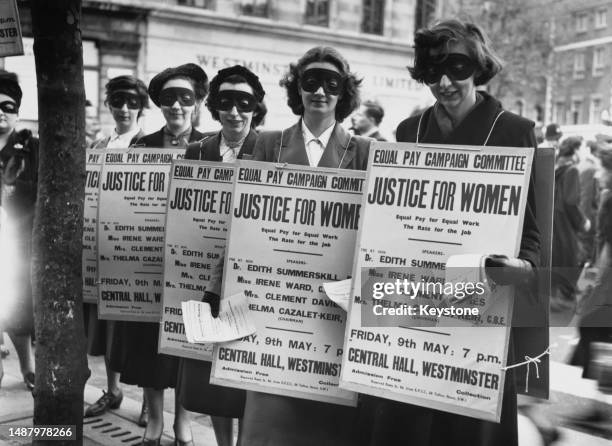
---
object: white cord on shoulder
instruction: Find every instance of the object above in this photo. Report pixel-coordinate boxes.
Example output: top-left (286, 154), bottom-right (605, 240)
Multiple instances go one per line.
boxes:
top-left (483, 111), bottom-right (505, 146)
top-left (276, 130), bottom-right (285, 163)
top-left (416, 113), bottom-right (425, 147)
top-left (338, 135), bottom-right (351, 168)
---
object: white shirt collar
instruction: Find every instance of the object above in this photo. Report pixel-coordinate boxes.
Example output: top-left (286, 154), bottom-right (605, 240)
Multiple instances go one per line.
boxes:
top-left (301, 119), bottom-right (336, 149)
top-left (219, 135), bottom-right (240, 163)
top-left (107, 127), bottom-right (141, 148)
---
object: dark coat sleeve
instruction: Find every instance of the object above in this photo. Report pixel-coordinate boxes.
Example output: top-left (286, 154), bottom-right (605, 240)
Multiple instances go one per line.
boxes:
top-left (395, 116), bottom-right (421, 143)
top-left (253, 131), bottom-right (281, 162)
top-left (561, 166), bottom-right (587, 232)
top-left (598, 191), bottom-right (612, 248)
top-left (350, 135), bottom-right (372, 171)
top-left (185, 141), bottom-right (201, 160)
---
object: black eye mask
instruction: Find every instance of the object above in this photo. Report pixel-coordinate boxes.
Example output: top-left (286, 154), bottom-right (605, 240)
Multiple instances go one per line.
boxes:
top-left (213, 90), bottom-right (257, 113)
top-left (299, 68), bottom-right (344, 96)
top-left (108, 92), bottom-right (142, 110)
top-left (423, 54), bottom-right (477, 84)
top-left (159, 87), bottom-right (196, 107)
top-left (0, 101), bottom-right (18, 114)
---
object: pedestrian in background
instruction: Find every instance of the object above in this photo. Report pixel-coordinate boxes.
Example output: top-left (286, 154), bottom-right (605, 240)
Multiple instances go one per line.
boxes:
top-left (0, 70), bottom-right (38, 392)
top-left (84, 75), bottom-right (149, 423)
top-left (551, 136), bottom-right (590, 313)
top-left (539, 123), bottom-right (563, 152)
top-left (569, 146), bottom-right (612, 430)
top-left (111, 63), bottom-right (209, 446)
top-left (578, 139), bottom-right (602, 266)
top-left (350, 99), bottom-right (387, 141)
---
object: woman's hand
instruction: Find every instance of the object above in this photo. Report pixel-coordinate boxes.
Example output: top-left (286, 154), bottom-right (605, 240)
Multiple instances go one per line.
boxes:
top-left (201, 291), bottom-right (220, 318)
top-left (485, 254), bottom-right (535, 286)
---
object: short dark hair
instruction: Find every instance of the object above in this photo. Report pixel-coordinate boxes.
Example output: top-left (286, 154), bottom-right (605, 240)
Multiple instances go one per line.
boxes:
top-left (252, 101), bottom-right (267, 128)
top-left (362, 100), bottom-right (384, 125)
top-left (206, 65), bottom-right (267, 126)
top-left (280, 46), bottom-right (362, 122)
top-left (558, 136), bottom-right (582, 158)
top-left (104, 75), bottom-right (149, 117)
top-left (410, 19), bottom-right (503, 86)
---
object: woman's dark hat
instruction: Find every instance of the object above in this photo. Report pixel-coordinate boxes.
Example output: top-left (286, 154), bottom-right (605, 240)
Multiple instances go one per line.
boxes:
top-left (0, 70), bottom-right (22, 108)
top-left (212, 65), bottom-right (265, 101)
top-left (148, 63), bottom-right (208, 107)
top-left (599, 147), bottom-right (612, 170)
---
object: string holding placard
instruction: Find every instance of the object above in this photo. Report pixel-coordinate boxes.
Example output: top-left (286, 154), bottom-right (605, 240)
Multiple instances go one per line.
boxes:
top-left (500, 343), bottom-right (556, 393)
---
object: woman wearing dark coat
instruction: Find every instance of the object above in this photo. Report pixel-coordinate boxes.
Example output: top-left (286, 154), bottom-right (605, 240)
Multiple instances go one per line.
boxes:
top-left (84, 75), bottom-right (150, 420)
top-left (571, 148), bottom-right (612, 377)
top-left (358, 20), bottom-right (541, 446)
top-left (239, 46), bottom-right (370, 446)
top-left (110, 63), bottom-right (208, 446)
top-left (551, 137), bottom-right (590, 311)
top-left (0, 71), bottom-right (37, 391)
top-left (178, 65), bottom-right (266, 446)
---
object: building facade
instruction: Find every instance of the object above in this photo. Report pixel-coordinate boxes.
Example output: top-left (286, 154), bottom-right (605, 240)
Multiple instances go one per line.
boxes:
top-left (6, 0), bottom-right (439, 140)
top-left (551, 0), bottom-right (612, 126)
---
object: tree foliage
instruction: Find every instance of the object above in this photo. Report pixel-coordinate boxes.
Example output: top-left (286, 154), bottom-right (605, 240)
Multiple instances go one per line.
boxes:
top-left (457, 0), bottom-right (553, 104)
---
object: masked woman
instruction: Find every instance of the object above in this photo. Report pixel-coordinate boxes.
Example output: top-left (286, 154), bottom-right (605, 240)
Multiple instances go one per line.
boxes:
top-left (84, 75), bottom-right (149, 420)
top-left (238, 46), bottom-right (370, 446)
top-left (0, 71), bottom-right (37, 391)
top-left (359, 19), bottom-right (540, 446)
top-left (111, 63), bottom-right (208, 446)
top-left (178, 65), bottom-right (266, 446)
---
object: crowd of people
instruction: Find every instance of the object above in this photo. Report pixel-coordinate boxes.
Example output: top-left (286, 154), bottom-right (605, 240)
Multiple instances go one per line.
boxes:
top-left (0, 16), bottom-right (611, 446)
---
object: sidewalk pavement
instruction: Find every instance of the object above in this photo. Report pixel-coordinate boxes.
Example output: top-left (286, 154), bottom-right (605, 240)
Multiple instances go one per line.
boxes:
top-left (0, 342), bottom-right (611, 445)
top-left (0, 342), bottom-right (217, 446)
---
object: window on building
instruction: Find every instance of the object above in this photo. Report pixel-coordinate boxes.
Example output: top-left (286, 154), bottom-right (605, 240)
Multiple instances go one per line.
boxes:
top-left (571, 99), bottom-right (583, 124)
top-left (177, 0), bottom-right (213, 8)
top-left (240, 0), bottom-right (269, 17)
top-left (573, 52), bottom-right (585, 79)
top-left (535, 104), bottom-right (544, 123)
top-left (593, 47), bottom-right (605, 76)
top-left (595, 8), bottom-right (607, 28)
top-left (515, 99), bottom-right (524, 117)
top-left (362, 0), bottom-right (385, 35)
top-left (415, 0), bottom-right (437, 30)
top-left (590, 97), bottom-right (602, 123)
top-left (576, 12), bottom-right (588, 33)
top-left (305, 0), bottom-right (329, 26)
top-left (554, 102), bottom-right (565, 125)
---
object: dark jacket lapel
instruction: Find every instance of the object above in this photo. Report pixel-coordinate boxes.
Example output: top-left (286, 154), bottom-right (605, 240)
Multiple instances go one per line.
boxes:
top-left (202, 133), bottom-right (222, 161)
top-left (129, 129), bottom-right (146, 146)
top-left (279, 121), bottom-right (309, 165)
top-left (318, 123), bottom-right (355, 169)
top-left (237, 129), bottom-right (258, 159)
